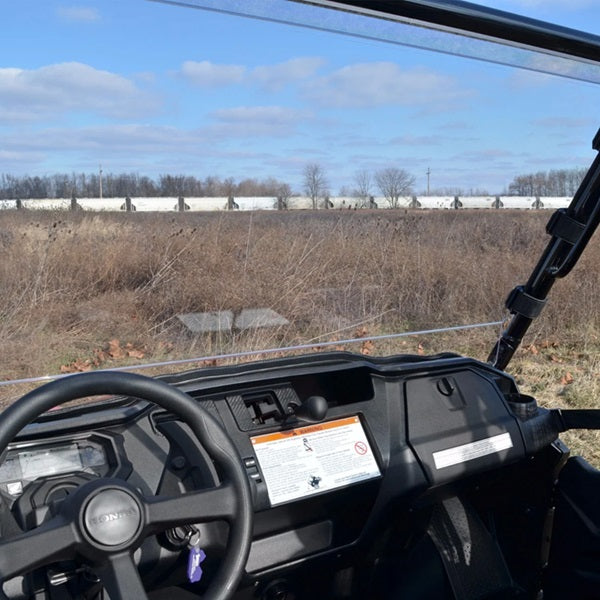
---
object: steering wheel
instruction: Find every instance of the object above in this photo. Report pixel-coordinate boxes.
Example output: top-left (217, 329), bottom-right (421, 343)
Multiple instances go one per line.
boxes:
top-left (0, 371), bottom-right (254, 600)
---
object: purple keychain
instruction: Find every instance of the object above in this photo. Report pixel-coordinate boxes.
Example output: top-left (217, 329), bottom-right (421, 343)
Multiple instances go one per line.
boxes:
top-left (187, 530), bottom-right (206, 583)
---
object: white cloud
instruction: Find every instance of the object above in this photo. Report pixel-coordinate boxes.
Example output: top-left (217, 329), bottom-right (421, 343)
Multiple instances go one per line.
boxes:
top-left (0, 122), bottom-right (311, 178)
top-left (2, 125), bottom-right (210, 175)
top-left (303, 63), bottom-right (467, 108)
top-left (209, 106), bottom-right (310, 137)
top-left (389, 134), bottom-right (449, 147)
top-left (5, 124), bottom-right (199, 154)
top-left (533, 116), bottom-right (593, 129)
top-left (0, 149), bottom-right (45, 165)
top-left (2, 103), bottom-right (308, 170)
top-left (2, 107), bottom-right (307, 168)
top-left (179, 60), bottom-right (245, 88)
top-left (178, 57), bottom-right (324, 91)
top-left (249, 57), bottom-right (325, 92)
top-left (134, 71), bottom-right (157, 84)
top-left (212, 105), bottom-right (304, 123)
top-left (452, 148), bottom-right (516, 163)
top-left (0, 63), bottom-right (159, 122)
top-left (57, 6), bottom-right (100, 22)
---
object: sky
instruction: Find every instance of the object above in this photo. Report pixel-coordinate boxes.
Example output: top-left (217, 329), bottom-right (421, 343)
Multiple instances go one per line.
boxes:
top-left (2, 0), bottom-right (600, 195)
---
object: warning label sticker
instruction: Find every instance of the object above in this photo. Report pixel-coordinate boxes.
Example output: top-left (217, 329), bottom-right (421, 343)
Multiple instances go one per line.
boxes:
top-left (432, 432), bottom-right (513, 470)
top-left (251, 416), bottom-right (381, 506)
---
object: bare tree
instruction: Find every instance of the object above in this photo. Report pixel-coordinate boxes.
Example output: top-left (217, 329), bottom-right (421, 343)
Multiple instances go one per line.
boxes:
top-left (375, 167), bottom-right (415, 208)
top-left (222, 176), bottom-right (236, 199)
top-left (353, 169), bottom-right (373, 208)
top-left (277, 182), bottom-right (292, 200)
top-left (275, 182), bottom-right (292, 209)
top-left (303, 163), bottom-right (328, 209)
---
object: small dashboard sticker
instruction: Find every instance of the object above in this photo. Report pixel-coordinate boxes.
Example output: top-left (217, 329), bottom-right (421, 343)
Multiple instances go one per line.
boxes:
top-left (432, 432), bottom-right (513, 470)
top-left (251, 416), bottom-right (380, 506)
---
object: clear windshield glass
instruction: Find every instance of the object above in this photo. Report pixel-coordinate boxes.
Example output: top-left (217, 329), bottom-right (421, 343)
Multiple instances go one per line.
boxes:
top-left (2, 0), bottom-right (600, 403)
top-left (166, 0), bottom-right (600, 84)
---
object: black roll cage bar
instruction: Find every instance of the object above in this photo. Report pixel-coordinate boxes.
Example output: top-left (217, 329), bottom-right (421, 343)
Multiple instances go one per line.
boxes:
top-left (301, 0), bottom-right (600, 63)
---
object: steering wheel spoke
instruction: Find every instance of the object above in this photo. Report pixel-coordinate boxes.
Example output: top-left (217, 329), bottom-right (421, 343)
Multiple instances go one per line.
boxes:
top-left (0, 515), bottom-right (78, 581)
top-left (94, 552), bottom-right (148, 600)
top-left (146, 483), bottom-right (237, 532)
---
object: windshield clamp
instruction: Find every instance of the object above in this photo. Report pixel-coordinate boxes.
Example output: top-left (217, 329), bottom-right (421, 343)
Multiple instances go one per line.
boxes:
top-left (505, 286), bottom-right (546, 319)
top-left (546, 209), bottom-right (585, 245)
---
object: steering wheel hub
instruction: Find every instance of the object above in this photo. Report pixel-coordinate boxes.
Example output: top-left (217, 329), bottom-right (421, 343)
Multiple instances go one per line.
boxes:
top-left (83, 488), bottom-right (143, 547)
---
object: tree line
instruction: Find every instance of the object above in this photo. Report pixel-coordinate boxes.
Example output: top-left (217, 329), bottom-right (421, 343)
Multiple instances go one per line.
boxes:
top-left (0, 165), bottom-right (586, 201)
top-left (506, 168), bottom-right (586, 197)
top-left (305, 165), bottom-right (587, 205)
top-left (0, 173), bottom-right (291, 200)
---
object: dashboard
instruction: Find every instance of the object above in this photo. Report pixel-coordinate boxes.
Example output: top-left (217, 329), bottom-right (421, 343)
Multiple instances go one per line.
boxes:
top-left (0, 351), bottom-right (558, 598)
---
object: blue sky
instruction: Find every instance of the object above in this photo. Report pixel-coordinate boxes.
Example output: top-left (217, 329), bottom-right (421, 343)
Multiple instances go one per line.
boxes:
top-left (2, 0), bottom-right (600, 195)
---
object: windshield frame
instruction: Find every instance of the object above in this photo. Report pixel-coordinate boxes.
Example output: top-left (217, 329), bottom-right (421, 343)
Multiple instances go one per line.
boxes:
top-left (306, 0), bottom-right (600, 62)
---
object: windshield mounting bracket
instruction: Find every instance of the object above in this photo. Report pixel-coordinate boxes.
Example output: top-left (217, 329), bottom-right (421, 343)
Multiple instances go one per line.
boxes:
top-left (489, 127), bottom-right (600, 371)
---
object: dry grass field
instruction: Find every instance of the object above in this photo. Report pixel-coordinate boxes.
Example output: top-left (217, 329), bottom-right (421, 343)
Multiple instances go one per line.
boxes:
top-left (1, 208), bottom-right (599, 458)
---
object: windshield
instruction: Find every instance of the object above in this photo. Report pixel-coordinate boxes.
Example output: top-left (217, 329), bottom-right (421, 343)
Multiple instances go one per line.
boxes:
top-left (2, 0), bottom-right (600, 408)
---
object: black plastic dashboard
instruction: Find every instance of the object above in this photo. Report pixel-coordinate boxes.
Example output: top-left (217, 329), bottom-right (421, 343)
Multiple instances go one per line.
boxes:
top-left (0, 351), bottom-right (554, 594)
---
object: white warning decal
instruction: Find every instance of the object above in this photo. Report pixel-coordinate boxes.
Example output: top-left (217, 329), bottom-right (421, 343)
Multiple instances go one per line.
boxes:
top-left (251, 416), bottom-right (380, 506)
top-left (432, 432), bottom-right (513, 470)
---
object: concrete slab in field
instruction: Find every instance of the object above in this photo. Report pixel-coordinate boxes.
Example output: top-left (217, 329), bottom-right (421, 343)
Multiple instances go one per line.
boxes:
top-left (234, 308), bottom-right (289, 331)
top-left (177, 311), bottom-right (234, 333)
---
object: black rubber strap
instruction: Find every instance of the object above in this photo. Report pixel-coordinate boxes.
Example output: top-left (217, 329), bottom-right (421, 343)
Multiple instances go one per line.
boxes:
top-left (555, 409), bottom-right (600, 431)
top-left (546, 209), bottom-right (585, 245)
top-left (505, 285), bottom-right (547, 319)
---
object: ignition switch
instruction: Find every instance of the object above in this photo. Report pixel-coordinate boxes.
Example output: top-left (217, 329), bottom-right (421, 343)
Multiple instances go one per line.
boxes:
top-left (165, 524), bottom-right (198, 549)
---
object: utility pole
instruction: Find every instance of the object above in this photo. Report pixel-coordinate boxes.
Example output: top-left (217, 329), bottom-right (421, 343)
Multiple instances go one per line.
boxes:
top-left (99, 164), bottom-right (103, 200)
top-left (426, 167), bottom-right (431, 195)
